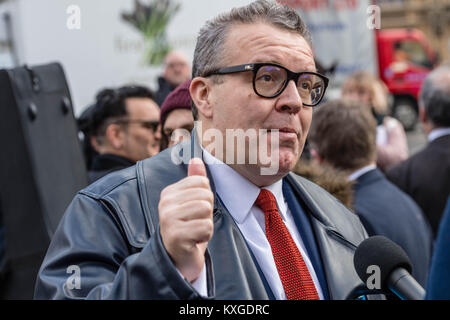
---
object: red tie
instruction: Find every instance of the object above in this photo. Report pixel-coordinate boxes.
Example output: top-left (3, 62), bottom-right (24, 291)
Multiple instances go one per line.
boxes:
top-left (255, 189), bottom-right (320, 300)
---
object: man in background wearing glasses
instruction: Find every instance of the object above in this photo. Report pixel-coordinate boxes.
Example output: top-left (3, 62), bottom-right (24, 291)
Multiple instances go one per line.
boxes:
top-left (35, 0), bottom-right (374, 300)
top-left (85, 85), bottom-right (161, 183)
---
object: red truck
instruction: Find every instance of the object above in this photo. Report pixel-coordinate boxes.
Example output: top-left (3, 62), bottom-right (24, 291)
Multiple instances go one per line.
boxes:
top-left (376, 28), bottom-right (439, 130)
top-left (285, 0), bottom-right (440, 131)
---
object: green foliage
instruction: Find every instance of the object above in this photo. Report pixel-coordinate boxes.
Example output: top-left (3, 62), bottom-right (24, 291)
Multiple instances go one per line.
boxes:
top-left (122, 0), bottom-right (180, 66)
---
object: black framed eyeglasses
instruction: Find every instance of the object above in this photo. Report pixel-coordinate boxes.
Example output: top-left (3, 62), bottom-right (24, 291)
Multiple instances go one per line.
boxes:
top-left (114, 119), bottom-right (160, 132)
top-left (205, 63), bottom-right (329, 107)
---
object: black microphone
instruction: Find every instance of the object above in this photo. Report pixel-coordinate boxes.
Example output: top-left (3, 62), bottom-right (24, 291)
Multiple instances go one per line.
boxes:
top-left (353, 235), bottom-right (425, 300)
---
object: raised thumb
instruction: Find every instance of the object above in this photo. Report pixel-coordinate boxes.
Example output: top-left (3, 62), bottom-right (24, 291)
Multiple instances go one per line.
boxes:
top-left (188, 157), bottom-right (207, 177)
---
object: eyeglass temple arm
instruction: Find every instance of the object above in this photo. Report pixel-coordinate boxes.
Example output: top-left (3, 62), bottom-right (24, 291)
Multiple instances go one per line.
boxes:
top-left (208, 64), bottom-right (254, 75)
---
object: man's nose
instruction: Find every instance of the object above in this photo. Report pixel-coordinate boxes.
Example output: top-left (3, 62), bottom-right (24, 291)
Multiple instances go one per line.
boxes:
top-left (275, 80), bottom-right (302, 114)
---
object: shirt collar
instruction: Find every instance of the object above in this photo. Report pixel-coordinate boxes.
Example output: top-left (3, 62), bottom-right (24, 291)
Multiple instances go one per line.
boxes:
top-left (428, 127), bottom-right (450, 143)
top-left (348, 164), bottom-right (377, 181)
top-left (202, 148), bottom-right (286, 224)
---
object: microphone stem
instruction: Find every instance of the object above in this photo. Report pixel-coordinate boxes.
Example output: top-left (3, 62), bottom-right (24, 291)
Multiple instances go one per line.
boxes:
top-left (388, 268), bottom-right (425, 300)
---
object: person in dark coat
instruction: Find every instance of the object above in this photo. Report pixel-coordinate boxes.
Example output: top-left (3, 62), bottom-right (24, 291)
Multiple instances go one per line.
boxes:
top-left (426, 197), bottom-right (450, 299)
top-left (0, 200), bottom-right (4, 281)
top-left (386, 65), bottom-right (450, 236)
top-left (309, 99), bottom-right (433, 286)
top-left (84, 85), bottom-right (161, 183)
top-left (155, 51), bottom-right (191, 106)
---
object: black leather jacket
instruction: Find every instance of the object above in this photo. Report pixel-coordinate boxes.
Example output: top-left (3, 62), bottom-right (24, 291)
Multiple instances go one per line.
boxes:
top-left (35, 136), bottom-right (371, 300)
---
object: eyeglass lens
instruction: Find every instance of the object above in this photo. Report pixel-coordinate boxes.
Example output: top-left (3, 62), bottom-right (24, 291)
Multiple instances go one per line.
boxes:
top-left (254, 65), bottom-right (325, 105)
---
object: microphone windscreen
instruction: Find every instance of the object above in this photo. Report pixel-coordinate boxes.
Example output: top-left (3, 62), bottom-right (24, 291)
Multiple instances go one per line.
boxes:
top-left (353, 235), bottom-right (412, 288)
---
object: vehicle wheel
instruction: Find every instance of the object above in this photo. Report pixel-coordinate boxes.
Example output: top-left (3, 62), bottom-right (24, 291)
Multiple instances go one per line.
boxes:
top-left (393, 98), bottom-right (418, 131)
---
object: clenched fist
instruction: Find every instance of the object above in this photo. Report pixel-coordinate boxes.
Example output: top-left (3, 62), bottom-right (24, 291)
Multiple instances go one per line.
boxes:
top-left (158, 158), bottom-right (214, 283)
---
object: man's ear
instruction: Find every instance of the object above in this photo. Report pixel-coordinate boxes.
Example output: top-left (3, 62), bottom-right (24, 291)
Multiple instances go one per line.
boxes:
top-left (190, 77), bottom-right (213, 119)
top-left (105, 124), bottom-right (124, 149)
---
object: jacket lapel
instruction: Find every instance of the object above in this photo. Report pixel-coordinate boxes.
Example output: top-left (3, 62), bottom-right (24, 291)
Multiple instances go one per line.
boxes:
top-left (286, 173), bottom-right (368, 299)
top-left (282, 179), bottom-right (330, 299)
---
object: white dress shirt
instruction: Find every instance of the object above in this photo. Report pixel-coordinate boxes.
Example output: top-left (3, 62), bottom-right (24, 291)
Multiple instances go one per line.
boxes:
top-left (194, 149), bottom-right (324, 300)
top-left (428, 127), bottom-right (450, 143)
top-left (347, 164), bottom-right (377, 182)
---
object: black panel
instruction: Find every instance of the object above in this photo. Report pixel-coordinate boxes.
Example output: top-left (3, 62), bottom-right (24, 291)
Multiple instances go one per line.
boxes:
top-left (0, 62), bottom-right (88, 299)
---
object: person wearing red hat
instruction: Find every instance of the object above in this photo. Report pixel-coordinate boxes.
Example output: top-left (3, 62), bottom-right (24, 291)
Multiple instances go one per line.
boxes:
top-left (159, 79), bottom-right (194, 150)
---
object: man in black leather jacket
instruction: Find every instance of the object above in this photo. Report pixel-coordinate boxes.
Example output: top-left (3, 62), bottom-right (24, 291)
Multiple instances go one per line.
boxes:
top-left (35, 0), bottom-right (372, 300)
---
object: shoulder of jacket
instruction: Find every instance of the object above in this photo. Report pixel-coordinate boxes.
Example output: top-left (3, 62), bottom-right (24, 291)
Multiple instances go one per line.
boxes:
top-left (80, 146), bottom-right (180, 200)
top-left (76, 148), bottom-right (186, 248)
top-left (76, 166), bottom-right (150, 248)
top-left (80, 165), bottom-right (138, 200)
top-left (390, 145), bottom-right (429, 175)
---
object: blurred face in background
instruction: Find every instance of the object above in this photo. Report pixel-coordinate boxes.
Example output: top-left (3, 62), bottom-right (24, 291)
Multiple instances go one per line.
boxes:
top-left (341, 72), bottom-right (388, 116)
top-left (164, 51), bottom-right (191, 87)
top-left (121, 97), bottom-right (161, 162)
top-left (341, 82), bottom-right (371, 106)
top-left (163, 108), bottom-right (194, 148)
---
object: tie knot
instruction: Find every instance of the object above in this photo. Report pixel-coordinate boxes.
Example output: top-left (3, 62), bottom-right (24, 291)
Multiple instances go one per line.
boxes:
top-left (255, 189), bottom-right (279, 215)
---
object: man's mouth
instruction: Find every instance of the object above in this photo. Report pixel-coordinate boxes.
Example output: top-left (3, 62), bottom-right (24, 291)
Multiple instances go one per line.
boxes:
top-left (267, 127), bottom-right (299, 138)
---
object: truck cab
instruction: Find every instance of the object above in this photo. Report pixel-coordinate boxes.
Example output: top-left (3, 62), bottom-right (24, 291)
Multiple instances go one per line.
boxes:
top-left (376, 29), bottom-right (438, 130)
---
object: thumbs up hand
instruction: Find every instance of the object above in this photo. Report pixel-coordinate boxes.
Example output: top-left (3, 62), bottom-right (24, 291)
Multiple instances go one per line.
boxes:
top-left (158, 158), bottom-right (214, 283)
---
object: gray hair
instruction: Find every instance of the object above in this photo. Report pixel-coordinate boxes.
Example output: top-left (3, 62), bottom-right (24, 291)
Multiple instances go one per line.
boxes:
top-left (419, 65), bottom-right (450, 127)
top-left (191, 0), bottom-right (312, 119)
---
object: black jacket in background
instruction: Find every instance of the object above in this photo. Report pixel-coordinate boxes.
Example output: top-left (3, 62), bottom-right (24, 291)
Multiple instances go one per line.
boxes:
top-left (353, 168), bottom-right (433, 286)
top-left (155, 77), bottom-right (175, 107)
top-left (88, 154), bottom-right (135, 183)
top-left (386, 134), bottom-right (450, 236)
top-left (426, 197), bottom-right (450, 299)
top-left (0, 200), bottom-right (4, 277)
